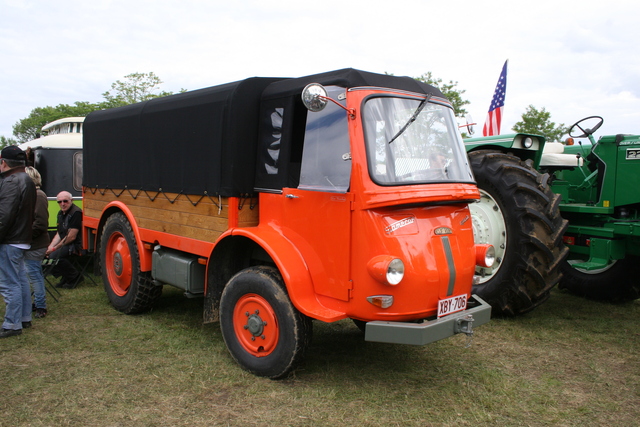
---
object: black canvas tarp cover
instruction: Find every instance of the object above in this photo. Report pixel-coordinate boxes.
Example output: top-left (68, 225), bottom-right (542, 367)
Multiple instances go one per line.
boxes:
top-left (83, 69), bottom-right (445, 197)
top-left (260, 68), bottom-right (444, 101)
top-left (83, 78), bottom-right (282, 197)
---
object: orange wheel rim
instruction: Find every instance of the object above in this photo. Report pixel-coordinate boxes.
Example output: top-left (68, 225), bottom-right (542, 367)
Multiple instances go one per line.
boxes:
top-left (105, 231), bottom-right (132, 297)
top-left (232, 293), bottom-right (279, 357)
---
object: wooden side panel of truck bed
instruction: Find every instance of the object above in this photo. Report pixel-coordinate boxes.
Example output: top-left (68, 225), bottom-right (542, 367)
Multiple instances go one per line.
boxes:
top-left (84, 189), bottom-right (259, 243)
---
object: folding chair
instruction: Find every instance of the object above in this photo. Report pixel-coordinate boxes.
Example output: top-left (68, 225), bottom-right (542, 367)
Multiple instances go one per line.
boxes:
top-left (42, 252), bottom-right (97, 289)
top-left (41, 258), bottom-right (62, 302)
top-left (67, 250), bottom-right (99, 287)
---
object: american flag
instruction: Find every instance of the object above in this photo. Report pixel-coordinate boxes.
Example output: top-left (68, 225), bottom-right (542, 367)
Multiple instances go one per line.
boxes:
top-left (482, 60), bottom-right (508, 136)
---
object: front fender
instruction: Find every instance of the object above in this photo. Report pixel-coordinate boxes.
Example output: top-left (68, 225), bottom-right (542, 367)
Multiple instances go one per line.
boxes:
top-left (465, 133), bottom-right (546, 166)
top-left (231, 226), bottom-right (346, 322)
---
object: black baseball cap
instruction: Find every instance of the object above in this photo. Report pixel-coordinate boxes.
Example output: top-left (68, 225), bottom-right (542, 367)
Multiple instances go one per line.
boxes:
top-left (0, 145), bottom-right (26, 161)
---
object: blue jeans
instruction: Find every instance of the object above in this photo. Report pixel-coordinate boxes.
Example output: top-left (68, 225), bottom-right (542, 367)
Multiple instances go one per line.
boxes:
top-left (25, 253), bottom-right (47, 309)
top-left (0, 244), bottom-right (32, 330)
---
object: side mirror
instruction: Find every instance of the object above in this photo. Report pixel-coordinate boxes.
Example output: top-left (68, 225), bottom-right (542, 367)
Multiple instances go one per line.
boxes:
top-left (301, 83), bottom-right (328, 112)
top-left (465, 114), bottom-right (475, 136)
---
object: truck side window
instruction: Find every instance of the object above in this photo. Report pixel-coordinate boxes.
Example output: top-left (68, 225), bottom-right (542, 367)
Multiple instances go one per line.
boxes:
top-left (298, 86), bottom-right (350, 193)
top-left (263, 108), bottom-right (284, 175)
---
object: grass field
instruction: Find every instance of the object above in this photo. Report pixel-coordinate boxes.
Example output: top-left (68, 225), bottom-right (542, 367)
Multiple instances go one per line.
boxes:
top-left (1, 278), bottom-right (639, 426)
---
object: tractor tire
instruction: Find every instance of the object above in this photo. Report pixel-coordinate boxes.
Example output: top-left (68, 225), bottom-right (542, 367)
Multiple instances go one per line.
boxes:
top-left (559, 256), bottom-right (640, 302)
top-left (219, 266), bottom-right (313, 379)
top-left (468, 150), bottom-right (568, 316)
top-left (100, 213), bottom-right (162, 314)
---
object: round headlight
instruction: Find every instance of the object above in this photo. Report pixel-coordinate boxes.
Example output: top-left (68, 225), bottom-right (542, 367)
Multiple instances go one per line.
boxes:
top-left (523, 137), bottom-right (534, 148)
top-left (484, 245), bottom-right (496, 267)
top-left (367, 256), bottom-right (405, 285)
top-left (475, 244), bottom-right (496, 268)
top-left (386, 259), bottom-right (405, 285)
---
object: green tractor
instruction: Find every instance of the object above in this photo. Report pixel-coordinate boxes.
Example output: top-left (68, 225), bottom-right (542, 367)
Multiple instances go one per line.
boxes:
top-left (464, 116), bottom-right (640, 315)
top-left (544, 116), bottom-right (640, 301)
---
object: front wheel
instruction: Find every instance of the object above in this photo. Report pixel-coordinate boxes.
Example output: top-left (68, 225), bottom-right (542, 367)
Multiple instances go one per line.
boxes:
top-left (219, 266), bottom-right (312, 379)
top-left (559, 256), bottom-right (640, 302)
top-left (468, 151), bottom-right (568, 316)
top-left (100, 213), bottom-right (162, 314)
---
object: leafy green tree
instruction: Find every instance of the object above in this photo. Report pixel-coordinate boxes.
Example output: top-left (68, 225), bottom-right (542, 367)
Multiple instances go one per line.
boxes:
top-left (1, 135), bottom-right (18, 149)
top-left (10, 72), bottom-right (184, 143)
top-left (414, 72), bottom-right (469, 119)
top-left (11, 101), bottom-right (98, 143)
top-left (101, 72), bottom-right (180, 108)
top-left (513, 105), bottom-right (568, 142)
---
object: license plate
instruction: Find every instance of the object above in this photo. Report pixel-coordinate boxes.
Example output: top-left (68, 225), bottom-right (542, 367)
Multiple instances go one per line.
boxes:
top-left (437, 294), bottom-right (467, 318)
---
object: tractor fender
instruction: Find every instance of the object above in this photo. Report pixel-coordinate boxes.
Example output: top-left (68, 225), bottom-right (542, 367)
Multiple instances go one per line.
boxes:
top-left (229, 227), bottom-right (346, 322)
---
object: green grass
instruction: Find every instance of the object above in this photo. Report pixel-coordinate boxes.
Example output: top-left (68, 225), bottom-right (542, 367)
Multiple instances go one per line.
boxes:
top-left (1, 280), bottom-right (639, 426)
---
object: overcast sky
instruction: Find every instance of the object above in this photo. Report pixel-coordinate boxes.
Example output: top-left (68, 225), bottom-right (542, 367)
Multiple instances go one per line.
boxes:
top-left (2, 0), bottom-right (640, 142)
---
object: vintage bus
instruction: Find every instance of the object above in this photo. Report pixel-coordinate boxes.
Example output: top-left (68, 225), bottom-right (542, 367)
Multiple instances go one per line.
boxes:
top-left (19, 117), bottom-right (84, 232)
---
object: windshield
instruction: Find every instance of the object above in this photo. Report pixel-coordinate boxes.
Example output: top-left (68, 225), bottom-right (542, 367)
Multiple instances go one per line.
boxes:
top-left (363, 96), bottom-right (474, 185)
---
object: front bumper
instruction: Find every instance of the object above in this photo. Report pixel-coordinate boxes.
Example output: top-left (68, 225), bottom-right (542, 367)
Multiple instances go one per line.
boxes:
top-left (364, 295), bottom-right (491, 345)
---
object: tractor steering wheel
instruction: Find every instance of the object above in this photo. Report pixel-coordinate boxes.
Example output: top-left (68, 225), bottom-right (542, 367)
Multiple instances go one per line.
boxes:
top-left (568, 116), bottom-right (604, 138)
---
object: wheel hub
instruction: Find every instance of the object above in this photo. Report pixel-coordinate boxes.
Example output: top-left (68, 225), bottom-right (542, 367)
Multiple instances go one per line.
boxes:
top-left (232, 293), bottom-right (279, 356)
top-left (469, 189), bottom-right (507, 284)
top-left (245, 310), bottom-right (267, 339)
top-left (113, 252), bottom-right (123, 276)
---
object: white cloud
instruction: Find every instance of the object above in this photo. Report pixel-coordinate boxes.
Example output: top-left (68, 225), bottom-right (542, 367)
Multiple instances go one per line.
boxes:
top-left (2, 0), bottom-right (640, 140)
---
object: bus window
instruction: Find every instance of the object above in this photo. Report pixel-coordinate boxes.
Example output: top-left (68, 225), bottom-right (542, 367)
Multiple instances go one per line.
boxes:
top-left (73, 151), bottom-right (83, 191)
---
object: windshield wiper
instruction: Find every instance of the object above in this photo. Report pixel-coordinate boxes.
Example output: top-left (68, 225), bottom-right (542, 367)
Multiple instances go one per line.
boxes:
top-left (387, 94), bottom-right (432, 145)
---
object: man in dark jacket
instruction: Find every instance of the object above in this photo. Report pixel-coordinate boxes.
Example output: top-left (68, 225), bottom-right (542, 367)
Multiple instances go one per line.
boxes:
top-left (0, 145), bottom-right (37, 338)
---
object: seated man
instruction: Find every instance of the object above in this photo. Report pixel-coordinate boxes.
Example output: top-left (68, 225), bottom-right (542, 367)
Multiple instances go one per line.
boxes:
top-left (46, 191), bottom-right (83, 288)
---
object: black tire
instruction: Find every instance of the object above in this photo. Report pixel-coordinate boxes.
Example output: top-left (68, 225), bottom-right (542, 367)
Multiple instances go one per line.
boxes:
top-left (219, 266), bottom-right (312, 379)
top-left (468, 151), bottom-right (569, 316)
top-left (559, 256), bottom-right (640, 302)
top-left (100, 213), bottom-right (162, 314)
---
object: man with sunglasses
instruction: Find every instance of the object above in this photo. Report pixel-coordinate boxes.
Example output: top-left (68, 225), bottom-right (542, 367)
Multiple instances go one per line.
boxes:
top-left (46, 191), bottom-right (83, 288)
top-left (0, 146), bottom-right (36, 338)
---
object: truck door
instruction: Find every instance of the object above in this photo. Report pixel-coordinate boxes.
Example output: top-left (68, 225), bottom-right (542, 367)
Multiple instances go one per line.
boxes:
top-left (281, 89), bottom-right (353, 301)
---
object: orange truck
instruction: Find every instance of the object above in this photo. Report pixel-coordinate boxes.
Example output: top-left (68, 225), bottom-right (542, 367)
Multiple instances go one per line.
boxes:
top-left (82, 69), bottom-right (494, 378)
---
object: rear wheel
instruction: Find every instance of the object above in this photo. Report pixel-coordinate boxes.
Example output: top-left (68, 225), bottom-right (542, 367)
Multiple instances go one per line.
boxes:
top-left (220, 266), bottom-right (312, 379)
top-left (100, 213), bottom-right (162, 314)
top-left (468, 151), bottom-right (568, 316)
top-left (559, 256), bottom-right (640, 302)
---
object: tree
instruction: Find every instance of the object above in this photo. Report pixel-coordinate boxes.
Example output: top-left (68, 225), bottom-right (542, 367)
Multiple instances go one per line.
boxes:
top-left (414, 72), bottom-right (469, 119)
top-left (10, 72), bottom-right (184, 143)
top-left (101, 72), bottom-right (179, 108)
top-left (11, 102), bottom-right (98, 143)
top-left (1, 135), bottom-right (17, 149)
top-left (513, 105), bottom-right (568, 142)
